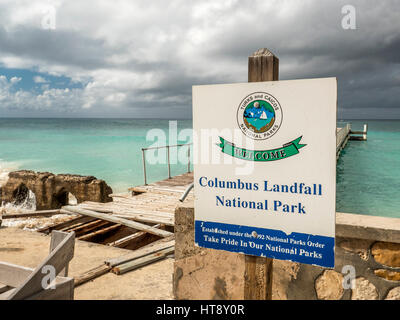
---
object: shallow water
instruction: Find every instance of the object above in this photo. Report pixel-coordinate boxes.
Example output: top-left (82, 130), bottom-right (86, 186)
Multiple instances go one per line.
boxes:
top-left (0, 118), bottom-right (192, 193)
top-left (336, 120), bottom-right (400, 218)
top-left (0, 118), bottom-right (399, 218)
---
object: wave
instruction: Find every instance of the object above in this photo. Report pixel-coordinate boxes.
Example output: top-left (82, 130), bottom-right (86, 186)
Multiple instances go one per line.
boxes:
top-left (0, 159), bottom-right (37, 213)
top-left (0, 159), bottom-right (23, 186)
top-left (1, 189), bottom-right (37, 213)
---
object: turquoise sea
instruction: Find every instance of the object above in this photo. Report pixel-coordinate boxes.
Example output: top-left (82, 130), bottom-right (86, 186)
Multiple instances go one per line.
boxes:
top-left (0, 118), bottom-right (399, 218)
top-left (336, 120), bottom-right (400, 218)
top-left (0, 119), bottom-right (193, 193)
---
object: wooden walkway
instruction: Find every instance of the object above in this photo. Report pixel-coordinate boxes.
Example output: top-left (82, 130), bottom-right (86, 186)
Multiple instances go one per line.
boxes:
top-left (75, 172), bottom-right (194, 227)
top-left (336, 125), bottom-right (351, 160)
top-left (336, 123), bottom-right (368, 160)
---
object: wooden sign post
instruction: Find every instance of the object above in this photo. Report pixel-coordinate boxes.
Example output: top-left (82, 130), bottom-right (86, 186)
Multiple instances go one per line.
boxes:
top-left (244, 48), bottom-right (278, 300)
top-left (192, 48), bottom-right (336, 301)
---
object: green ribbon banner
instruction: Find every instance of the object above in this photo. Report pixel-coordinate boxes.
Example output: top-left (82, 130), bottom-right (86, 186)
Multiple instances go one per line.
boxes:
top-left (218, 136), bottom-right (306, 162)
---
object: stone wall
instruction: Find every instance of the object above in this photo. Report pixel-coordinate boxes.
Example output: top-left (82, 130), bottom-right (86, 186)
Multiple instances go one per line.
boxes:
top-left (174, 202), bottom-right (400, 300)
top-left (174, 203), bottom-right (246, 299)
top-left (0, 170), bottom-right (113, 210)
top-left (275, 237), bottom-right (400, 300)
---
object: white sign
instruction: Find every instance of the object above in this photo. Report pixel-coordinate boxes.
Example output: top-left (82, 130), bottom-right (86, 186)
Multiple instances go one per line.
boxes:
top-left (193, 77), bottom-right (337, 268)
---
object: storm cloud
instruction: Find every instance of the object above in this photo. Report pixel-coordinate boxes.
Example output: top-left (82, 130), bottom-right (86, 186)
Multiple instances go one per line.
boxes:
top-left (0, 0), bottom-right (399, 118)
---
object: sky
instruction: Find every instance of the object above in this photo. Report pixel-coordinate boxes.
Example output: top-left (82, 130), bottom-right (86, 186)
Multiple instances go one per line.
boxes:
top-left (0, 0), bottom-right (399, 119)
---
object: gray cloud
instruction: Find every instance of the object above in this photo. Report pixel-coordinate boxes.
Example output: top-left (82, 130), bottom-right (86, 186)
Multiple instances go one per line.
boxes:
top-left (0, 0), bottom-right (398, 118)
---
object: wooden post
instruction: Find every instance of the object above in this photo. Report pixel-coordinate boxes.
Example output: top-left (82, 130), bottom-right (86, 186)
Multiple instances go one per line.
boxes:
top-left (363, 123), bottom-right (368, 141)
top-left (49, 230), bottom-right (71, 277)
top-left (244, 48), bottom-right (278, 300)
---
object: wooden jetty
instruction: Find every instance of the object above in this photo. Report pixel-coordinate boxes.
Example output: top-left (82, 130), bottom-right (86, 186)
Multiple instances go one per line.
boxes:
top-left (336, 123), bottom-right (368, 160)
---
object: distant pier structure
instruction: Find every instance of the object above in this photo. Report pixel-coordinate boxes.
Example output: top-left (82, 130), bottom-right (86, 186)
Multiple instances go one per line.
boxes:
top-left (336, 123), bottom-right (368, 160)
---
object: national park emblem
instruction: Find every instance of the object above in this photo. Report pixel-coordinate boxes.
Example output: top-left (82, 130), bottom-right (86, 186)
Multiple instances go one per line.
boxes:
top-left (237, 92), bottom-right (283, 140)
top-left (217, 92), bottom-right (306, 162)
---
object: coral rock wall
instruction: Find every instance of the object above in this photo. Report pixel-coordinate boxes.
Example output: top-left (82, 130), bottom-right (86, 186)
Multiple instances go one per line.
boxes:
top-left (0, 170), bottom-right (113, 210)
top-left (174, 203), bottom-right (400, 300)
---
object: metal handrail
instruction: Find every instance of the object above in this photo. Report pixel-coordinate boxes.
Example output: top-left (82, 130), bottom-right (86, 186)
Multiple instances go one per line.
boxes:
top-left (141, 143), bottom-right (192, 185)
top-left (179, 182), bottom-right (194, 202)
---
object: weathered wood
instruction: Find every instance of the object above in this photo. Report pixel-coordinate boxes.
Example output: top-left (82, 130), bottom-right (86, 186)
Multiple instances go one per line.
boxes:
top-left (1, 209), bottom-right (61, 219)
top-left (77, 223), bottom-right (121, 241)
top-left (248, 48), bottom-right (279, 82)
top-left (63, 206), bottom-right (173, 238)
top-left (49, 231), bottom-right (70, 277)
top-left (244, 255), bottom-right (273, 300)
top-left (78, 206), bottom-right (114, 213)
top-left (105, 238), bottom-right (175, 267)
top-left (0, 268), bottom-right (74, 300)
top-left (74, 264), bottom-right (111, 287)
top-left (60, 218), bottom-right (99, 232)
top-left (113, 214), bottom-right (174, 227)
top-left (67, 219), bottom-right (110, 235)
top-left (112, 246), bottom-right (174, 275)
top-left (27, 277), bottom-right (74, 300)
top-left (0, 284), bottom-right (11, 294)
top-left (107, 224), bottom-right (161, 248)
top-left (0, 262), bottom-right (33, 288)
top-left (8, 231), bottom-right (75, 300)
top-left (37, 215), bottom-right (93, 234)
top-left (244, 48), bottom-right (276, 300)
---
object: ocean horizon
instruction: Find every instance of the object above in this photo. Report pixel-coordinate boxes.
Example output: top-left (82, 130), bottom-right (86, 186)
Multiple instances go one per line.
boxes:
top-left (1, 118), bottom-right (399, 218)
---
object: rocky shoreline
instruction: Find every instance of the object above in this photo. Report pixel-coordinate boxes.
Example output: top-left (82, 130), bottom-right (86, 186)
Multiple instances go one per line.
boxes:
top-left (0, 170), bottom-right (113, 230)
top-left (0, 170), bottom-right (113, 210)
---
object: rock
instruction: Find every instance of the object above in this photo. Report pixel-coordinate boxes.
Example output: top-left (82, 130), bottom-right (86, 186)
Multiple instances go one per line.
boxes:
top-left (338, 238), bottom-right (372, 260)
top-left (385, 286), bottom-right (400, 300)
top-left (0, 170), bottom-right (113, 210)
top-left (371, 242), bottom-right (400, 268)
top-left (174, 248), bottom-right (246, 300)
top-left (272, 260), bottom-right (300, 300)
top-left (351, 277), bottom-right (378, 300)
top-left (374, 269), bottom-right (400, 281)
top-left (315, 270), bottom-right (344, 300)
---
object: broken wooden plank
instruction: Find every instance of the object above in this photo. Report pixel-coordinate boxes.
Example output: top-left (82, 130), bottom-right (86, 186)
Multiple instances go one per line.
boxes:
top-left (113, 214), bottom-right (174, 227)
top-left (67, 219), bottom-right (110, 235)
top-left (77, 223), bottom-right (121, 241)
top-left (74, 264), bottom-right (111, 287)
top-left (37, 216), bottom-right (92, 234)
top-left (49, 231), bottom-right (71, 277)
top-left (1, 209), bottom-right (62, 219)
top-left (105, 238), bottom-right (175, 267)
top-left (78, 206), bottom-right (114, 214)
top-left (107, 224), bottom-right (161, 248)
top-left (0, 262), bottom-right (34, 288)
top-left (62, 206), bottom-right (173, 238)
top-left (111, 246), bottom-right (174, 275)
top-left (8, 231), bottom-right (75, 300)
